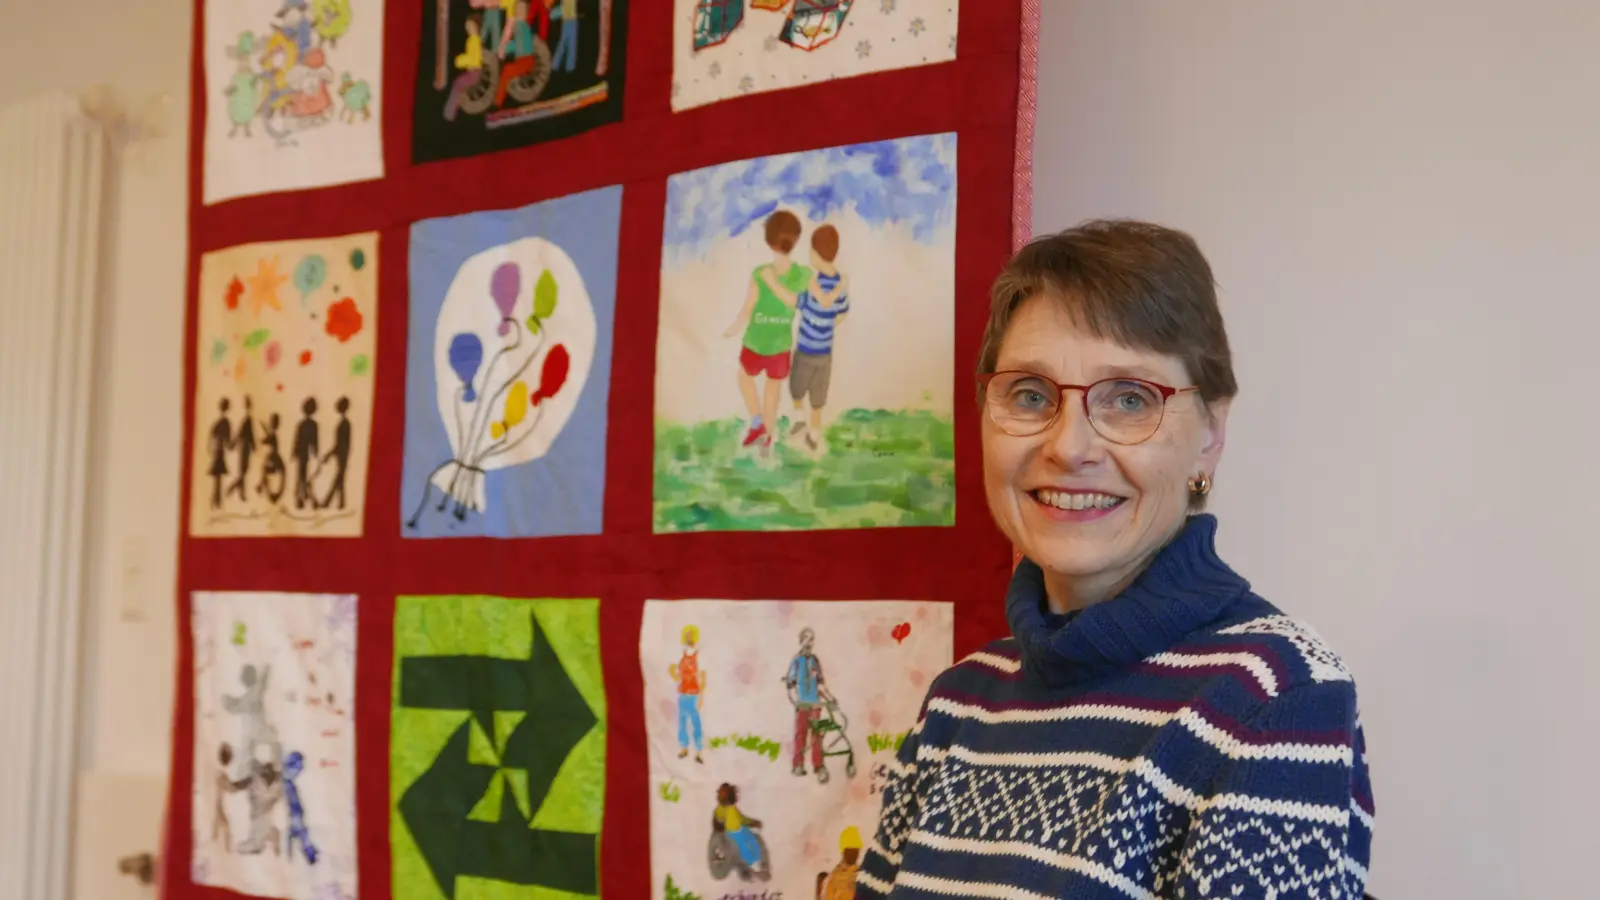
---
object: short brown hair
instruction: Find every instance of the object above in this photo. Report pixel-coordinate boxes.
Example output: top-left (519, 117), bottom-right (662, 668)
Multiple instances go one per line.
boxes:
top-left (978, 219), bottom-right (1237, 403)
top-left (763, 210), bottom-right (802, 253)
top-left (810, 224), bottom-right (840, 262)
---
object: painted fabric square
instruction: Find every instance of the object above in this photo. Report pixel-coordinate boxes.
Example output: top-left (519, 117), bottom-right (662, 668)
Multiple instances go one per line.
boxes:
top-left (414, 0), bottom-right (629, 163)
top-left (189, 234), bottom-right (378, 537)
top-left (640, 599), bottom-right (952, 900)
top-left (655, 134), bottom-right (957, 533)
top-left (203, 0), bottom-right (384, 204)
top-left (674, 0), bottom-right (958, 111)
top-left (391, 595), bottom-right (607, 899)
top-left (402, 187), bottom-right (620, 538)
top-left (190, 591), bottom-right (358, 900)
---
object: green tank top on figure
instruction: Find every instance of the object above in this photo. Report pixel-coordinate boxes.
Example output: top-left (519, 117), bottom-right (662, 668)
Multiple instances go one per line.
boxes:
top-left (742, 263), bottom-right (811, 357)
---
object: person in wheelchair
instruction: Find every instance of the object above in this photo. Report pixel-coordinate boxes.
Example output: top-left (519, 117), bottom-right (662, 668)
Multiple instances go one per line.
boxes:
top-left (708, 783), bottom-right (770, 882)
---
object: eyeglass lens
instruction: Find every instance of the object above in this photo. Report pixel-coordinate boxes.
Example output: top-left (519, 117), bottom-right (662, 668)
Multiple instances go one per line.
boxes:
top-left (985, 373), bottom-right (1166, 443)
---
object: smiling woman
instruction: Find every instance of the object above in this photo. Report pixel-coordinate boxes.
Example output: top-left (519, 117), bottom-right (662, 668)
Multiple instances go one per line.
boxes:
top-left (855, 221), bottom-right (1376, 900)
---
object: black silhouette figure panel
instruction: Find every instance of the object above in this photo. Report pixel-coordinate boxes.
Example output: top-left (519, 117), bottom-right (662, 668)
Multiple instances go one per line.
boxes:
top-left (208, 398), bottom-right (233, 510)
top-left (256, 412), bottom-right (287, 504)
top-left (320, 397), bottom-right (352, 511)
top-left (292, 398), bottom-right (321, 511)
top-left (226, 397), bottom-right (257, 503)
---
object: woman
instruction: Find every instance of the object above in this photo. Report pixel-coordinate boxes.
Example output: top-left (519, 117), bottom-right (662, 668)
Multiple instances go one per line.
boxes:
top-left (856, 221), bottom-right (1374, 899)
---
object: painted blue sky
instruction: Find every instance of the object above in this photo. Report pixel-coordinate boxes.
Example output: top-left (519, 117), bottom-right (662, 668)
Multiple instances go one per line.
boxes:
top-left (663, 132), bottom-right (957, 266)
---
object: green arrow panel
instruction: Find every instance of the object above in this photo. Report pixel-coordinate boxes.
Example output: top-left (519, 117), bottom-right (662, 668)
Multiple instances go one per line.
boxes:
top-left (392, 596), bottom-right (606, 900)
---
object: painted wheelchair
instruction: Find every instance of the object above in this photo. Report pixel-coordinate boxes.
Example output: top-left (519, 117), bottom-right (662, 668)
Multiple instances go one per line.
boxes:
top-left (707, 816), bottom-right (772, 882)
top-left (455, 36), bottom-right (553, 116)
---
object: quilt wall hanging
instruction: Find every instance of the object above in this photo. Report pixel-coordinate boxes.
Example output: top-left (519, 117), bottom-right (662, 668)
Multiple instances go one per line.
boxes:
top-left (166, 1), bottom-right (1040, 898)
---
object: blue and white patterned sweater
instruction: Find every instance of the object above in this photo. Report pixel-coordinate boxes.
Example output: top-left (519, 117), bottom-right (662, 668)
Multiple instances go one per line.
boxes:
top-left (857, 515), bottom-right (1374, 899)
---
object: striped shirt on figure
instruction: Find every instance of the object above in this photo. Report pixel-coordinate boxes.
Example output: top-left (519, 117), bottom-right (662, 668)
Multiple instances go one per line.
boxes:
top-left (857, 515), bottom-right (1375, 900)
top-left (796, 272), bottom-right (849, 356)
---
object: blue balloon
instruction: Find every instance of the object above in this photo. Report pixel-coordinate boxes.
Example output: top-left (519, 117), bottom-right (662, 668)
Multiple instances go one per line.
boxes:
top-left (448, 332), bottom-right (483, 401)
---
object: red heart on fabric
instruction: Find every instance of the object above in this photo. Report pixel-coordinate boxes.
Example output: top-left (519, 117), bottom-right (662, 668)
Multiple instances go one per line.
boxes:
top-left (891, 622), bottom-right (911, 644)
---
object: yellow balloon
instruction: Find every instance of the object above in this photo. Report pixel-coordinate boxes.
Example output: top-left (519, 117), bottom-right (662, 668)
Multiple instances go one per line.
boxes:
top-left (504, 381), bottom-right (529, 428)
top-left (490, 422), bottom-right (505, 439)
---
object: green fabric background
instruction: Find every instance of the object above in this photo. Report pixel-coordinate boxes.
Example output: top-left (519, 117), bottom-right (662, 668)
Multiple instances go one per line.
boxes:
top-left (391, 595), bottom-right (607, 900)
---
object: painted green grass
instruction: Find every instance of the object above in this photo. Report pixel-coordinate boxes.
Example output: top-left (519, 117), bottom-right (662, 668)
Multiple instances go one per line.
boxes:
top-left (706, 732), bottom-right (783, 761)
top-left (653, 409), bottom-right (956, 533)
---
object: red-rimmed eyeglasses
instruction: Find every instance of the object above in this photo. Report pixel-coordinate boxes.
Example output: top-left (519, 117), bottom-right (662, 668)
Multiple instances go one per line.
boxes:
top-left (977, 371), bottom-right (1200, 445)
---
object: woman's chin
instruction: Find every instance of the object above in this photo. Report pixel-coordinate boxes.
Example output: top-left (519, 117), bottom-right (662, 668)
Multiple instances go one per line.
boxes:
top-left (1023, 540), bottom-right (1119, 580)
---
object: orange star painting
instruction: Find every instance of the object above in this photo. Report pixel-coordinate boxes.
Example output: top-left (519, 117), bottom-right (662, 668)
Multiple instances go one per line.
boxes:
top-left (245, 256), bottom-right (288, 315)
top-left (189, 233), bottom-right (379, 537)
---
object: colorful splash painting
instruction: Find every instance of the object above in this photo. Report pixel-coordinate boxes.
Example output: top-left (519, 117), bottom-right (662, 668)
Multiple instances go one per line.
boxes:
top-left (640, 598), bottom-right (952, 900)
top-left (391, 595), bottom-right (606, 900)
top-left (654, 133), bottom-right (956, 533)
top-left (414, 0), bottom-right (629, 163)
top-left (203, 0), bottom-right (384, 204)
top-left (190, 233), bottom-right (378, 538)
top-left (401, 187), bottom-right (619, 538)
top-left (190, 591), bottom-right (358, 900)
top-left (674, 0), bottom-right (958, 111)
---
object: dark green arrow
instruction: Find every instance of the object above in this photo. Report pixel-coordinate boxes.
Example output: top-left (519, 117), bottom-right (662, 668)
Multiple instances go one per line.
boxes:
top-left (397, 719), bottom-right (498, 897)
top-left (398, 613), bottom-right (601, 897)
top-left (457, 785), bottom-right (599, 893)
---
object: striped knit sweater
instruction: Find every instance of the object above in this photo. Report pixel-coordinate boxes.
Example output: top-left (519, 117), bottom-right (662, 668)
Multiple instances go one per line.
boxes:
top-left (857, 515), bottom-right (1374, 899)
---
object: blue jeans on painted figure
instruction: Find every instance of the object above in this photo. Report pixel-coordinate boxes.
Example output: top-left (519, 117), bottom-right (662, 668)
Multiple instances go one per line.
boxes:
top-left (677, 693), bottom-right (703, 751)
top-left (728, 826), bottom-right (762, 866)
top-left (553, 15), bottom-right (579, 72)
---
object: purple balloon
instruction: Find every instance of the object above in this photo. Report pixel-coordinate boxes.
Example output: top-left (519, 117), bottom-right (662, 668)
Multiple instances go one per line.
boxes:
top-left (490, 262), bottom-right (520, 320)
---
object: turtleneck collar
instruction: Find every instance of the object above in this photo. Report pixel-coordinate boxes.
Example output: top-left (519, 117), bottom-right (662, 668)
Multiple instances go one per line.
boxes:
top-left (1006, 514), bottom-right (1251, 687)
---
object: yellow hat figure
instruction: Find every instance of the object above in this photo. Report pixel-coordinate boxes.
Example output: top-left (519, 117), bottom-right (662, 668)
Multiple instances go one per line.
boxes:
top-left (681, 624), bottom-right (699, 646)
top-left (839, 826), bottom-right (863, 851)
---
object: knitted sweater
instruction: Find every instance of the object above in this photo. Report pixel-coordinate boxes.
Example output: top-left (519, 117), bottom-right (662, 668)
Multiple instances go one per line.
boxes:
top-left (857, 515), bottom-right (1375, 899)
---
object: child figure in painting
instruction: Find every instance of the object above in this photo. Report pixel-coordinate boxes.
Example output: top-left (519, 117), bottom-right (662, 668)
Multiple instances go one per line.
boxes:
top-left (668, 624), bottom-right (706, 763)
top-left (759, 224), bottom-right (849, 452)
top-left (235, 742), bottom-right (284, 856)
top-left (495, 1), bottom-right (539, 108)
top-left (283, 751), bottom-right (320, 864)
top-left (213, 743), bottom-right (249, 851)
top-left (223, 663), bottom-right (281, 766)
top-left (711, 783), bottom-right (767, 879)
top-left (550, 0), bottom-right (579, 73)
top-left (723, 210), bottom-right (810, 450)
top-left (445, 14), bottom-right (486, 121)
top-left (820, 826), bottom-right (863, 900)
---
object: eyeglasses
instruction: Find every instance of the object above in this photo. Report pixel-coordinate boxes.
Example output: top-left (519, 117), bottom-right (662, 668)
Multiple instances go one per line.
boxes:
top-left (977, 370), bottom-right (1200, 445)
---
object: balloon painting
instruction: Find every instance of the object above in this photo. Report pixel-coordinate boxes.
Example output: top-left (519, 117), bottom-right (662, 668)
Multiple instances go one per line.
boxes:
top-left (401, 186), bottom-right (621, 539)
top-left (189, 233), bottom-right (379, 538)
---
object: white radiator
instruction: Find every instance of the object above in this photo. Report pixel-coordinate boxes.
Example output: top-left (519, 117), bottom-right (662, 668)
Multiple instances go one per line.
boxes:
top-left (0, 91), bottom-right (109, 900)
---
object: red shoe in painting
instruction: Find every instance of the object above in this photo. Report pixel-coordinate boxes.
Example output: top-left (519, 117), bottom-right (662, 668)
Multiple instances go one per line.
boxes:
top-left (741, 422), bottom-right (769, 446)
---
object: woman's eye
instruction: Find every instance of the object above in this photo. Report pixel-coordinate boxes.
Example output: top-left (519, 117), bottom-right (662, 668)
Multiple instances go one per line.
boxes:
top-left (1114, 392), bottom-right (1147, 411)
top-left (1095, 381), bottom-right (1158, 414)
top-left (1011, 388), bottom-right (1051, 410)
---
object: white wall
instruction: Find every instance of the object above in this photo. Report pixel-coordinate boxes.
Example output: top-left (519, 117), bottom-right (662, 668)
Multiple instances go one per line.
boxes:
top-left (0, 0), bottom-right (189, 785)
top-left (1033, 2), bottom-right (1600, 896)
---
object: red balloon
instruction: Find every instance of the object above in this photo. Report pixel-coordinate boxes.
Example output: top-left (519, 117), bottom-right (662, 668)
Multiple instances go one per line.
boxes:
top-left (530, 344), bottom-right (570, 407)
